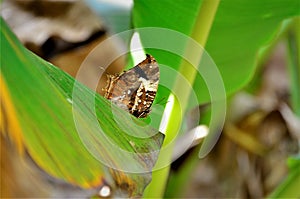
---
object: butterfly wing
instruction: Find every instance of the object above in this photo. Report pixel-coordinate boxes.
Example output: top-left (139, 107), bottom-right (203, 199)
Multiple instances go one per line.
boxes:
top-left (105, 54), bottom-right (159, 118)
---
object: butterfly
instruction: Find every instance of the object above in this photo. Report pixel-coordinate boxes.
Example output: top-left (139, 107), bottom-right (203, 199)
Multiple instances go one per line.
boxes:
top-left (104, 54), bottom-right (159, 118)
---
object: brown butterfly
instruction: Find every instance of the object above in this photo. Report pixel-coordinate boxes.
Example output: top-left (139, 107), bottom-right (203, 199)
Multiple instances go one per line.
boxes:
top-left (104, 54), bottom-right (159, 118)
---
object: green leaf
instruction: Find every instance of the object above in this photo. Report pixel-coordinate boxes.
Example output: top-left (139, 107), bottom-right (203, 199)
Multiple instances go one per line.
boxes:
top-left (133, 0), bottom-right (300, 103)
top-left (132, 0), bottom-right (300, 198)
top-left (1, 17), bottom-right (164, 197)
top-left (133, 0), bottom-right (224, 198)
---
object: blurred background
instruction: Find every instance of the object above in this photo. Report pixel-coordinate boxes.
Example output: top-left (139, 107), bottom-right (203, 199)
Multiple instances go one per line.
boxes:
top-left (1, 0), bottom-right (299, 198)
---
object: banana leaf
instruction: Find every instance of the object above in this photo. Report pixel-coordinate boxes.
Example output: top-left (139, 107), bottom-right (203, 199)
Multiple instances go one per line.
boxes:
top-left (0, 17), bottom-right (164, 198)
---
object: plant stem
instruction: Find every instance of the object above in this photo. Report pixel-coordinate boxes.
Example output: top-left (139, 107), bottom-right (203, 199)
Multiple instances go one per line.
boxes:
top-left (287, 18), bottom-right (300, 116)
top-left (143, 0), bottom-right (220, 198)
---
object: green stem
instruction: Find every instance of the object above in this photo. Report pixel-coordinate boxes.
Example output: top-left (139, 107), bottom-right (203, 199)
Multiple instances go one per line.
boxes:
top-left (143, 0), bottom-right (220, 198)
top-left (287, 17), bottom-right (300, 116)
top-left (268, 158), bottom-right (300, 198)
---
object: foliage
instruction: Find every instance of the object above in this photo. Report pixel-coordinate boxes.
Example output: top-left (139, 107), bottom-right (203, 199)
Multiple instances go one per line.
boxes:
top-left (131, 0), bottom-right (300, 198)
top-left (1, 18), bottom-right (164, 197)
